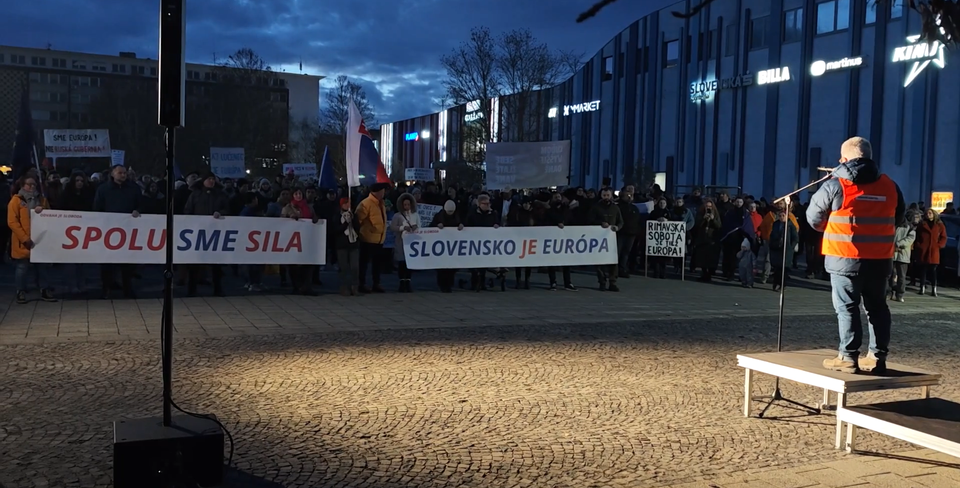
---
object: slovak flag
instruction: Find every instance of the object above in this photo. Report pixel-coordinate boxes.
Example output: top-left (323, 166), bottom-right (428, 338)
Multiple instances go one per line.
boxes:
top-left (346, 100), bottom-right (390, 187)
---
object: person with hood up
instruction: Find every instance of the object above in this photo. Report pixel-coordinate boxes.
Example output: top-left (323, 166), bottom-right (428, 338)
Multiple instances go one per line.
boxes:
top-left (807, 136), bottom-right (904, 375)
top-left (184, 172), bottom-right (230, 297)
top-left (140, 181), bottom-right (166, 215)
top-left (8, 175), bottom-right (56, 304)
top-left (390, 193), bottom-right (420, 292)
top-left (589, 188), bottom-right (624, 291)
top-left (256, 178), bottom-right (275, 213)
top-left (887, 209), bottom-right (918, 302)
top-left (430, 200), bottom-right (464, 292)
top-left (737, 238), bottom-right (755, 288)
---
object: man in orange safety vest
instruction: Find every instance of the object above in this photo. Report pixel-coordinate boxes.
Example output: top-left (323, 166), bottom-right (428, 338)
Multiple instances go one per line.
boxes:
top-left (806, 136), bottom-right (904, 375)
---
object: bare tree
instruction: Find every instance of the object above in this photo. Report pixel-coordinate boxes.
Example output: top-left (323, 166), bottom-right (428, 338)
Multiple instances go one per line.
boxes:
top-left (577, 0), bottom-right (958, 47)
top-left (319, 75), bottom-right (377, 136)
top-left (288, 116), bottom-right (322, 164)
top-left (441, 27), bottom-right (501, 149)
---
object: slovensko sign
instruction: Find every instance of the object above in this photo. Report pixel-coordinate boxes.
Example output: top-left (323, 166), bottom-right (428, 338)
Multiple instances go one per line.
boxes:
top-left (402, 226), bottom-right (618, 270)
top-left (646, 221), bottom-right (686, 257)
top-left (43, 129), bottom-right (111, 158)
top-left (485, 141), bottom-right (571, 190)
top-left (30, 210), bottom-right (326, 265)
top-left (209, 147), bottom-right (246, 179)
top-left (690, 73), bottom-right (754, 102)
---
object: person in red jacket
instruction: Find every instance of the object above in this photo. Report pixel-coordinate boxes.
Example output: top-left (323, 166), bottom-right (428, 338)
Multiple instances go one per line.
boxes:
top-left (914, 208), bottom-right (948, 297)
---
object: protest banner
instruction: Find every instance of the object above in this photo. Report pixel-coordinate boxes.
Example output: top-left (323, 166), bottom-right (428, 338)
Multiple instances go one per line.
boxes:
top-left (402, 226), bottom-right (617, 270)
top-left (111, 149), bottom-right (125, 167)
top-left (43, 129), bottom-right (111, 158)
top-left (404, 168), bottom-right (434, 181)
top-left (383, 211), bottom-right (396, 249)
top-left (30, 210), bottom-right (326, 265)
top-left (209, 147), bottom-right (246, 179)
top-left (417, 204), bottom-right (442, 226)
top-left (282, 163), bottom-right (317, 179)
top-left (645, 220), bottom-right (686, 280)
top-left (485, 141), bottom-right (571, 190)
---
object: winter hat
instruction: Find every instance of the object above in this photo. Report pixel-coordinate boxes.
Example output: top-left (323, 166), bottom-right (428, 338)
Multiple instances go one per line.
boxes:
top-left (443, 200), bottom-right (456, 213)
top-left (339, 197), bottom-right (350, 207)
top-left (741, 238), bottom-right (750, 249)
top-left (258, 178), bottom-right (271, 188)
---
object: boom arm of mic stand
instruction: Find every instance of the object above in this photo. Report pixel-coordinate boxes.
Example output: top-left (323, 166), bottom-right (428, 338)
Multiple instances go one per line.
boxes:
top-left (773, 172), bottom-right (834, 205)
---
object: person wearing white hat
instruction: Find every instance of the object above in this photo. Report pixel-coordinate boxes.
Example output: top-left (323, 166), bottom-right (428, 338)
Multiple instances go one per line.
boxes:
top-left (737, 237), bottom-right (756, 288)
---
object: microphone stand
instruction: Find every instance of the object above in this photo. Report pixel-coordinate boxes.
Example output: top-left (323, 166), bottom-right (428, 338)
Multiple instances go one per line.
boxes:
top-left (755, 170), bottom-right (834, 419)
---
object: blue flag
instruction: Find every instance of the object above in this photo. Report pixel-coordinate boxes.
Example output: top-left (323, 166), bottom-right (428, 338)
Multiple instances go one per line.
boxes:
top-left (11, 83), bottom-right (37, 182)
top-left (318, 145), bottom-right (336, 190)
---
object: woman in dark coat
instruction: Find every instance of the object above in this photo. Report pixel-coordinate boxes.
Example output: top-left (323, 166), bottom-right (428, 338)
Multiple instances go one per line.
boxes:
top-left (914, 208), bottom-right (948, 296)
top-left (768, 209), bottom-right (799, 292)
top-left (692, 201), bottom-right (722, 282)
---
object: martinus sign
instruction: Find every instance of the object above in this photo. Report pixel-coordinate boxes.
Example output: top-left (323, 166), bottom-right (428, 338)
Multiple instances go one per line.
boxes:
top-left (689, 73), bottom-right (754, 102)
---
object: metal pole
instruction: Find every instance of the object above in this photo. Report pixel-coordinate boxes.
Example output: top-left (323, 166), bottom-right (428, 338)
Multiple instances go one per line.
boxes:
top-left (162, 126), bottom-right (176, 427)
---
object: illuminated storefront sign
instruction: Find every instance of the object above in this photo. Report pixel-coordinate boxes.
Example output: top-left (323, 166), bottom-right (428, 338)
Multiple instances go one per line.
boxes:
top-left (757, 67), bottom-right (790, 85)
top-left (464, 99), bottom-right (484, 122)
top-left (892, 35), bottom-right (945, 87)
top-left (689, 73), bottom-right (754, 102)
top-left (547, 107), bottom-right (559, 118)
top-left (810, 57), bottom-right (864, 76)
top-left (931, 191), bottom-right (954, 212)
top-left (563, 100), bottom-right (600, 116)
top-left (404, 132), bottom-right (419, 141)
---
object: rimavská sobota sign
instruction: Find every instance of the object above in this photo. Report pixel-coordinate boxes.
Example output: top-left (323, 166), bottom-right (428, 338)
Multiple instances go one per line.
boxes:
top-left (402, 226), bottom-right (617, 270)
top-left (43, 129), bottom-right (111, 158)
top-left (29, 211), bottom-right (326, 265)
top-left (646, 221), bottom-right (686, 257)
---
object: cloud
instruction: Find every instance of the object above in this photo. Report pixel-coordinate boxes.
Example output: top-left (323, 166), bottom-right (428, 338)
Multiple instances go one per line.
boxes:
top-left (1, 0), bottom-right (670, 123)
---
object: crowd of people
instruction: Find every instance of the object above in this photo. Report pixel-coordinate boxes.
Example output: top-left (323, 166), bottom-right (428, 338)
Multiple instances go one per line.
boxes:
top-left (0, 163), bottom-right (952, 305)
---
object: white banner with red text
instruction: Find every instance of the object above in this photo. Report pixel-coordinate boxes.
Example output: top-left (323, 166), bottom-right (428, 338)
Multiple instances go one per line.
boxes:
top-left (402, 226), bottom-right (618, 270)
top-left (29, 211), bottom-right (326, 265)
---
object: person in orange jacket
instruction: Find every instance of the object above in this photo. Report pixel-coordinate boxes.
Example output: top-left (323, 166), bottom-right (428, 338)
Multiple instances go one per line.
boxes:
top-left (7, 174), bottom-right (56, 304)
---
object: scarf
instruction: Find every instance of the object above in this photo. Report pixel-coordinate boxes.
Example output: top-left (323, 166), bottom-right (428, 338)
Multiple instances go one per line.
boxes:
top-left (18, 189), bottom-right (40, 214)
top-left (341, 211), bottom-right (358, 243)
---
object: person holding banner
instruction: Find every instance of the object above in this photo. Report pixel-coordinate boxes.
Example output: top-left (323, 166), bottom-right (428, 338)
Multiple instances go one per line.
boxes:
top-left (507, 198), bottom-right (536, 289)
top-left (390, 193), bottom-right (421, 293)
top-left (590, 188), bottom-right (624, 292)
top-left (8, 175), bottom-right (57, 304)
top-left (430, 200), bottom-right (464, 293)
top-left (541, 192), bottom-right (577, 291)
top-left (184, 172), bottom-right (230, 297)
top-left (93, 165), bottom-right (142, 300)
top-left (336, 198), bottom-right (361, 296)
top-left (465, 194), bottom-right (501, 291)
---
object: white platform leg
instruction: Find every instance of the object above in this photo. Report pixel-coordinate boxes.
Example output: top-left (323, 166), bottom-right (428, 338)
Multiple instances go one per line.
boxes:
top-left (743, 368), bottom-right (753, 417)
top-left (822, 389), bottom-right (831, 409)
top-left (921, 386), bottom-right (930, 398)
top-left (835, 392), bottom-right (847, 450)
top-left (845, 423), bottom-right (856, 453)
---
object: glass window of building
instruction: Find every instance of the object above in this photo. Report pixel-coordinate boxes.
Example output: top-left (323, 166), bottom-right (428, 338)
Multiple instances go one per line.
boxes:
top-left (891, 0), bottom-right (903, 19)
top-left (836, 0), bottom-right (850, 29)
top-left (664, 39), bottom-right (679, 67)
top-left (783, 8), bottom-right (803, 42)
top-left (817, 0), bottom-right (850, 34)
top-left (12, 54), bottom-right (26, 65)
top-left (724, 25), bottom-right (737, 57)
top-left (30, 56), bottom-right (46, 66)
top-left (750, 16), bottom-right (769, 50)
top-left (865, 0), bottom-right (877, 24)
top-left (602, 56), bottom-right (613, 80)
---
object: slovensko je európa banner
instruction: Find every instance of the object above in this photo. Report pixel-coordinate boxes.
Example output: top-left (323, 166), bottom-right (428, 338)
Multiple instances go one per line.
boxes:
top-left (402, 226), bottom-right (618, 270)
top-left (29, 210), bottom-right (326, 265)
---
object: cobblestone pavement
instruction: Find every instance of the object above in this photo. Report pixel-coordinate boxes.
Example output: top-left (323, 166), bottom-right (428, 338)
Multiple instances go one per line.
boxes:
top-left (2, 267), bottom-right (960, 344)
top-left (1, 310), bottom-right (958, 487)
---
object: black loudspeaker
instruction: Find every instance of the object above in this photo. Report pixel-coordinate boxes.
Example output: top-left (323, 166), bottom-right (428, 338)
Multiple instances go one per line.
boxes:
top-left (113, 415), bottom-right (224, 488)
top-left (158, 0), bottom-right (185, 127)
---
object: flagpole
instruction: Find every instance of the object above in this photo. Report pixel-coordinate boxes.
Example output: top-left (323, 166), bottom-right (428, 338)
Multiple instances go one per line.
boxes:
top-left (30, 145), bottom-right (46, 199)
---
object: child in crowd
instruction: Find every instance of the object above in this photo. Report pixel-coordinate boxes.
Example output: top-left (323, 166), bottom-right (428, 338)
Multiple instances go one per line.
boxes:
top-left (737, 238), bottom-right (755, 288)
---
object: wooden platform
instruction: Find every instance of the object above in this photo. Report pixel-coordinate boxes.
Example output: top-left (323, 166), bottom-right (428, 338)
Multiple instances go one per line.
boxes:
top-left (737, 349), bottom-right (942, 449)
top-left (840, 398), bottom-right (960, 458)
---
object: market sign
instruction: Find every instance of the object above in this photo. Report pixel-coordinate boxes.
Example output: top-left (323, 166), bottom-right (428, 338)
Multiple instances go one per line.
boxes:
top-left (562, 100), bottom-right (600, 116)
top-left (689, 73), bottom-right (754, 102)
top-left (892, 35), bottom-right (945, 87)
top-left (810, 57), bottom-right (863, 76)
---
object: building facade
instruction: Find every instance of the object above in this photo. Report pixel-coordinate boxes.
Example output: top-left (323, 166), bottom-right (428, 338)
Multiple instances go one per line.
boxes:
top-left (0, 44), bottom-right (322, 175)
top-left (381, 0), bottom-right (956, 204)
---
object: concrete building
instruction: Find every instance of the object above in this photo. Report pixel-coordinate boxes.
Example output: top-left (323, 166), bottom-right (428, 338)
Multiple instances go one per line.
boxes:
top-left (0, 44), bottom-right (322, 173)
top-left (380, 0), bottom-right (955, 205)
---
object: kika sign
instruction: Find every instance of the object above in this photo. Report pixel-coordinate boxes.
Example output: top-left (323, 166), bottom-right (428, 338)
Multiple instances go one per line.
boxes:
top-left (29, 211), bottom-right (326, 265)
top-left (646, 221), bottom-right (686, 257)
top-left (402, 226), bottom-right (617, 270)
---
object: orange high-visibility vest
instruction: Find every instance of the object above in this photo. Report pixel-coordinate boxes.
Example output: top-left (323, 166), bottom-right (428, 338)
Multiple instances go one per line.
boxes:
top-left (821, 175), bottom-right (897, 259)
